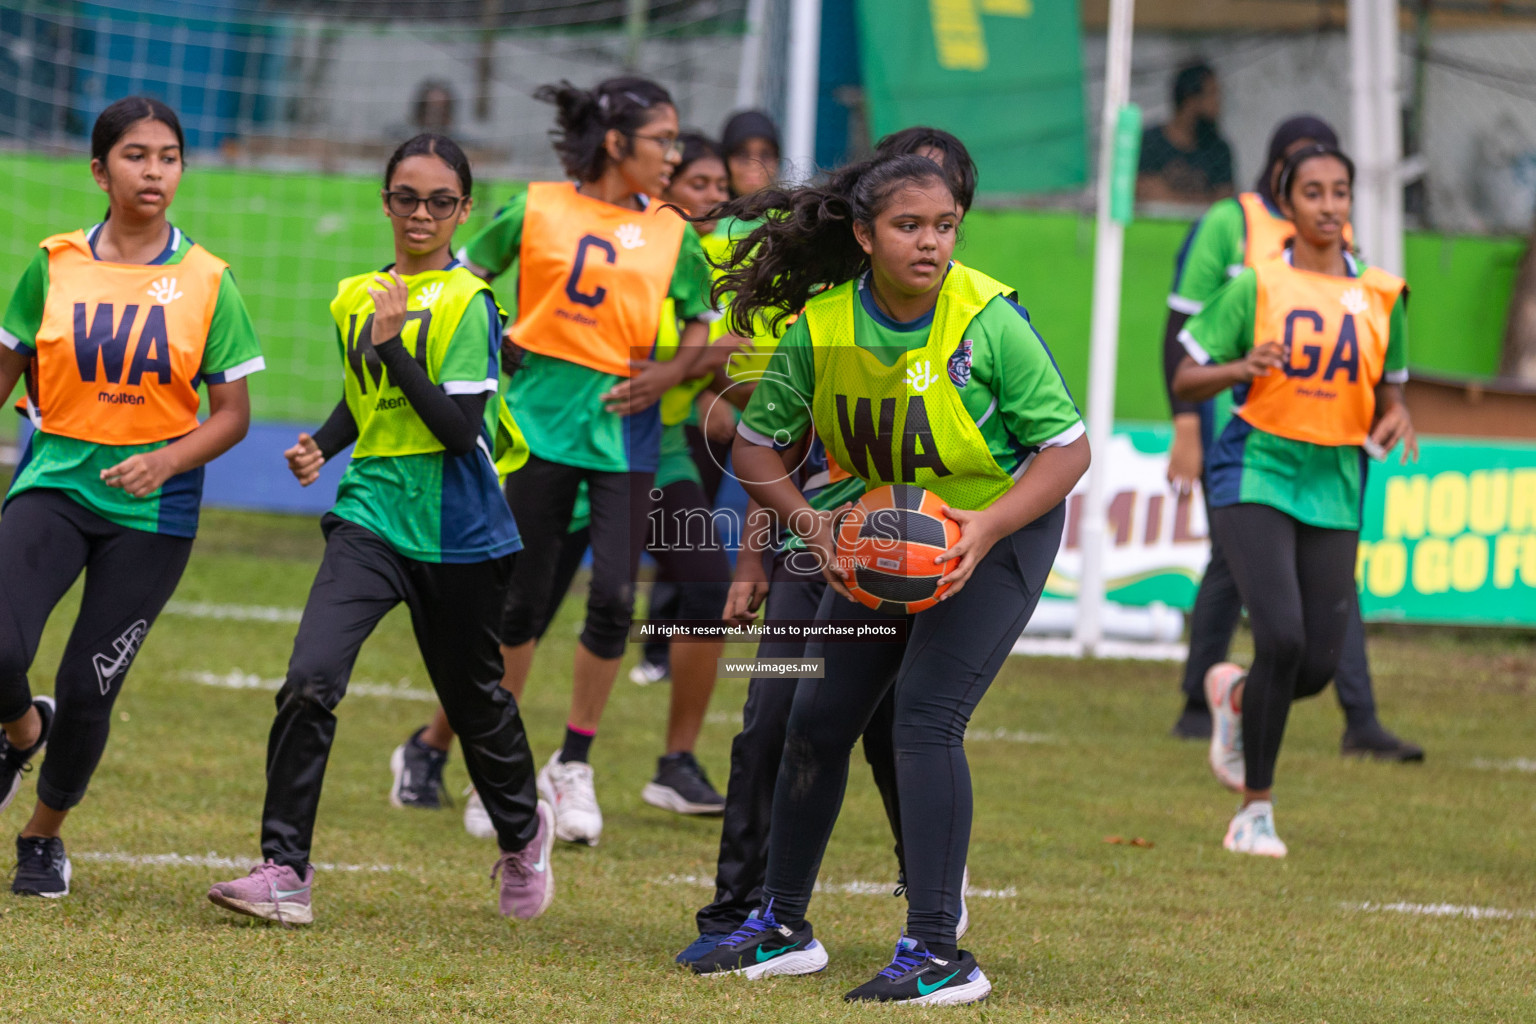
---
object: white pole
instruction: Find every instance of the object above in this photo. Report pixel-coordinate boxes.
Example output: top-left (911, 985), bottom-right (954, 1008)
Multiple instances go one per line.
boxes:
top-left (783, 0), bottom-right (822, 184)
top-left (735, 0), bottom-right (769, 111)
top-left (1348, 0), bottom-right (1381, 265)
top-left (1373, 0), bottom-right (1405, 274)
top-left (1072, 0), bottom-right (1136, 656)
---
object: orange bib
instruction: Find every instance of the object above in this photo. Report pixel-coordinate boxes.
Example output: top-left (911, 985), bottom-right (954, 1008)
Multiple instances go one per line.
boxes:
top-left (32, 231), bottom-right (223, 445)
top-left (1237, 258), bottom-right (1405, 447)
top-left (1238, 191), bottom-right (1353, 266)
top-left (511, 182), bottom-right (687, 378)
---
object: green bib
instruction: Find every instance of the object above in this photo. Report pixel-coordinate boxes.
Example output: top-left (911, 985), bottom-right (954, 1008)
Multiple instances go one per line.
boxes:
top-left (805, 265), bottom-right (1018, 511)
top-left (330, 265), bottom-right (527, 477)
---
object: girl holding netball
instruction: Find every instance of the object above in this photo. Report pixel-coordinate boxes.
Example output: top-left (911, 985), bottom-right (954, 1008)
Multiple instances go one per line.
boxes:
top-left (1172, 144), bottom-right (1415, 857)
top-left (0, 97), bottom-right (263, 897)
top-left (207, 134), bottom-right (553, 925)
top-left (687, 154), bottom-right (1088, 1006)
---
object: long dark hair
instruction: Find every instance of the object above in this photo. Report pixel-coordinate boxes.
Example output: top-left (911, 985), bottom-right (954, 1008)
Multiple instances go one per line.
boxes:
top-left (384, 133), bottom-right (473, 195)
top-left (533, 76), bottom-right (674, 183)
top-left (1256, 115), bottom-right (1340, 206)
top-left (703, 154), bottom-right (955, 336)
top-left (92, 96), bottom-right (185, 220)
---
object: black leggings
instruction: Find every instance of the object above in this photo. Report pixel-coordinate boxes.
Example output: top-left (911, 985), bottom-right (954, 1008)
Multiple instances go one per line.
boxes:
top-left (261, 516), bottom-right (538, 868)
top-left (500, 455), bottom-right (652, 659)
top-left (695, 548), bottom-right (902, 935)
top-left (1210, 503), bottom-right (1359, 792)
top-left (0, 489), bottom-right (192, 811)
top-left (763, 503), bottom-right (1064, 948)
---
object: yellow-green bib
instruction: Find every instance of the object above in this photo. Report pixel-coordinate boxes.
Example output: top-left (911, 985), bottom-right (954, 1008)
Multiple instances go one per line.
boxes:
top-left (805, 265), bottom-right (1018, 511)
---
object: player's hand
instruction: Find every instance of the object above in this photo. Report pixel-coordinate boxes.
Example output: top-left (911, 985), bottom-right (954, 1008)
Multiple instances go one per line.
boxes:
top-left (806, 505), bottom-right (855, 602)
top-left (722, 578), bottom-right (771, 625)
top-left (602, 358), bottom-right (684, 415)
top-left (285, 432), bottom-right (326, 486)
top-left (935, 505), bottom-right (1005, 600)
top-left (1167, 415), bottom-right (1203, 497)
top-left (100, 449), bottom-right (175, 498)
top-left (698, 391), bottom-right (738, 445)
top-left (1370, 401), bottom-right (1419, 464)
top-left (366, 270), bottom-right (410, 344)
top-left (1234, 341), bottom-right (1286, 383)
top-left (698, 333), bottom-right (750, 376)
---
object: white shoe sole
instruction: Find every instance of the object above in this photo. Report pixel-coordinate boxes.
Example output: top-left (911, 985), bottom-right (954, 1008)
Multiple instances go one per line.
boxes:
top-left (901, 972), bottom-right (992, 1007)
top-left (641, 782), bottom-right (725, 816)
top-left (207, 891), bottom-right (313, 925)
top-left (1204, 665), bottom-right (1245, 793)
top-left (705, 940), bottom-right (829, 980)
top-left (387, 745), bottom-right (408, 808)
top-left (0, 696), bottom-right (54, 814)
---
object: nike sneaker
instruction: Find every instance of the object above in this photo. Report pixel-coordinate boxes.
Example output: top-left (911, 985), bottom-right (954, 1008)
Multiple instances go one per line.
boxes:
top-left (641, 751), bottom-right (725, 815)
top-left (389, 727), bottom-right (449, 810)
top-left (690, 904), bottom-right (829, 979)
top-left (1223, 800), bottom-right (1287, 858)
top-left (843, 935), bottom-right (992, 1006)
top-left (675, 930), bottom-right (732, 965)
top-left (492, 799), bottom-right (555, 920)
top-left (207, 860), bottom-right (314, 925)
top-left (12, 834), bottom-right (70, 898)
top-left (463, 787), bottom-right (496, 839)
top-left (537, 751), bottom-right (602, 846)
top-left (1204, 662), bottom-right (1246, 792)
top-left (0, 696), bottom-right (54, 813)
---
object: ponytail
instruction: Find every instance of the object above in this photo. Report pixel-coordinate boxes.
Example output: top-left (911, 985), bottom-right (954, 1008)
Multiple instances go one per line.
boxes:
top-left (702, 154), bottom-right (954, 336)
top-left (533, 76), bottom-right (674, 182)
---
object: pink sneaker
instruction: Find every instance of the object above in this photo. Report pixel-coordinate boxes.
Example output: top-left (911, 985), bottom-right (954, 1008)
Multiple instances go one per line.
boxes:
top-left (1204, 662), bottom-right (1247, 793)
top-left (208, 860), bottom-right (314, 925)
top-left (492, 799), bottom-right (555, 920)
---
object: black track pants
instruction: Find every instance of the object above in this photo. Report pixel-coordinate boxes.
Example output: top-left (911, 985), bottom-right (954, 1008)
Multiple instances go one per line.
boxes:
top-left (1210, 503), bottom-right (1359, 792)
top-left (261, 516), bottom-right (538, 869)
top-left (762, 504), bottom-right (1063, 947)
top-left (0, 489), bottom-right (191, 811)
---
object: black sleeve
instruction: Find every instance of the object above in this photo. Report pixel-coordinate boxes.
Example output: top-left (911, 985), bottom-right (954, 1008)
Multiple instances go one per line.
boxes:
top-left (312, 398), bottom-right (358, 461)
top-left (372, 335), bottom-right (487, 456)
top-left (1162, 308), bottom-right (1199, 417)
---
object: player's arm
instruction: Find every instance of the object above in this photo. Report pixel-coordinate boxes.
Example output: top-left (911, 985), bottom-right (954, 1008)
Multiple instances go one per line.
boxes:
top-left (604, 227), bottom-right (715, 415)
top-left (0, 248), bottom-right (49, 407)
top-left (458, 192), bottom-right (526, 281)
top-left (1172, 272), bottom-right (1281, 402)
top-left (1370, 290), bottom-right (1416, 462)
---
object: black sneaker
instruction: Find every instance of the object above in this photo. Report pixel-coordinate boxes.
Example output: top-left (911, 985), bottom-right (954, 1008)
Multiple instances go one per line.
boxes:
top-left (1171, 702), bottom-right (1212, 740)
top-left (13, 834), bottom-right (70, 898)
top-left (1341, 721), bottom-right (1425, 762)
top-left (0, 696), bottom-right (55, 814)
top-left (389, 727), bottom-right (449, 809)
top-left (641, 751), bottom-right (725, 815)
top-left (844, 936), bottom-right (991, 1006)
top-left (690, 904), bottom-right (829, 978)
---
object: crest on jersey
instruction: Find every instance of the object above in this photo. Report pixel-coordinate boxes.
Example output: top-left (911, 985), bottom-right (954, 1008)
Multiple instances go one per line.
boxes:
top-left (948, 339), bottom-right (975, 388)
top-left (414, 281), bottom-right (444, 309)
top-left (615, 224), bottom-right (646, 250)
top-left (1340, 287), bottom-right (1368, 316)
top-left (147, 277), bottom-right (182, 304)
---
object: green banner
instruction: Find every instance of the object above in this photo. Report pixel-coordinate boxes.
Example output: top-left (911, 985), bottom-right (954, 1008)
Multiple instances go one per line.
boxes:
top-left (855, 0), bottom-right (1087, 194)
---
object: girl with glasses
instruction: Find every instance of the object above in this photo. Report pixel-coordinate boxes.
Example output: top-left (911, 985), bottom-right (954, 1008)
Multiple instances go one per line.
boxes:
top-left (207, 133), bottom-right (554, 925)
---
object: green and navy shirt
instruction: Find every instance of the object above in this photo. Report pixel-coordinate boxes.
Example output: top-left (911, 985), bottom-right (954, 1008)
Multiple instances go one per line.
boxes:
top-left (1182, 251), bottom-right (1408, 531)
top-left (1, 224), bottom-right (263, 537)
top-left (459, 190), bottom-right (715, 474)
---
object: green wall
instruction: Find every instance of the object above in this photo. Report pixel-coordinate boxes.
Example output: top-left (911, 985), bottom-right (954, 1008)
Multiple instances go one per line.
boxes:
top-left (0, 154), bottom-right (1523, 427)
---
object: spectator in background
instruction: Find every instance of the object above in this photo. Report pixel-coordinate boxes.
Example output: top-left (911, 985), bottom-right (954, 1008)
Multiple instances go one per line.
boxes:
top-left (1137, 63), bottom-right (1233, 204)
top-left (720, 110), bottom-right (780, 197)
top-left (413, 80), bottom-right (456, 135)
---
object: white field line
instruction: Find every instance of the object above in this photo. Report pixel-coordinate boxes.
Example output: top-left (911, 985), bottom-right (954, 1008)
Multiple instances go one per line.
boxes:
top-left (1011, 637), bottom-right (1188, 662)
top-left (76, 851), bottom-right (401, 873)
top-left (1346, 900), bottom-right (1536, 921)
top-left (182, 669), bottom-right (437, 703)
top-left (164, 601), bottom-right (303, 624)
top-left (706, 711), bottom-right (1056, 745)
top-left (1470, 757), bottom-right (1536, 774)
top-left (658, 874), bottom-right (1018, 899)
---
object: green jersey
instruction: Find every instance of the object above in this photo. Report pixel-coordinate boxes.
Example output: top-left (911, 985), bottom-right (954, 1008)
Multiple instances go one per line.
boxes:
top-left (1, 226), bottom-right (263, 537)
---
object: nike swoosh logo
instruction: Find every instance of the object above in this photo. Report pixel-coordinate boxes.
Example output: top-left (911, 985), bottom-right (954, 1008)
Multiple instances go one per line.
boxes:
top-left (532, 848), bottom-right (547, 872)
top-left (917, 970), bottom-right (960, 996)
top-left (273, 887), bottom-right (309, 900)
top-left (755, 940), bottom-right (800, 963)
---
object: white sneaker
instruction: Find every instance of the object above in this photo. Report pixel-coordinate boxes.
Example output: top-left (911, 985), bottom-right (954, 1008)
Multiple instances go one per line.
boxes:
top-left (1204, 662), bottom-right (1246, 793)
top-left (536, 750), bottom-right (603, 846)
top-left (956, 864), bottom-right (970, 941)
top-left (628, 659), bottom-right (669, 686)
top-left (1223, 800), bottom-right (1288, 858)
top-left (462, 787), bottom-right (496, 839)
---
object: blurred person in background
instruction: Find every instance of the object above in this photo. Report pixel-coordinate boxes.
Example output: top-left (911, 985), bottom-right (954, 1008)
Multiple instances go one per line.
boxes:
top-left (412, 80), bottom-right (456, 135)
top-left (721, 110), bottom-right (781, 199)
top-left (1137, 62), bottom-right (1234, 205)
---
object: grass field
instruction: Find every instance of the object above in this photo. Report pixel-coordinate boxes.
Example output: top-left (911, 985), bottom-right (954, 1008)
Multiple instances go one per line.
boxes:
top-left (1, 507), bottom-right (1534, 1022)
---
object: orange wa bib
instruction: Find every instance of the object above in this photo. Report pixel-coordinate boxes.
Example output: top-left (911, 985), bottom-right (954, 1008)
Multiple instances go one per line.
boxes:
top-left (33, 231), bottom-right (223, 445)
top-left (1237, 258), bottom-right (1405, 447)
top-left (1239, 191), bottom-right (1353, 267)
top-left (511, 182), bottom-right (687, 378)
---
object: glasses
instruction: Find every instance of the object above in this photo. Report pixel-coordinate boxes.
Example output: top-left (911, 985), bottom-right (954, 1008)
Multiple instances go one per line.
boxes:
top-left (383, 191), bottom-right (465, 219)
top-left (631, 132), bottom-right (683, 158)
